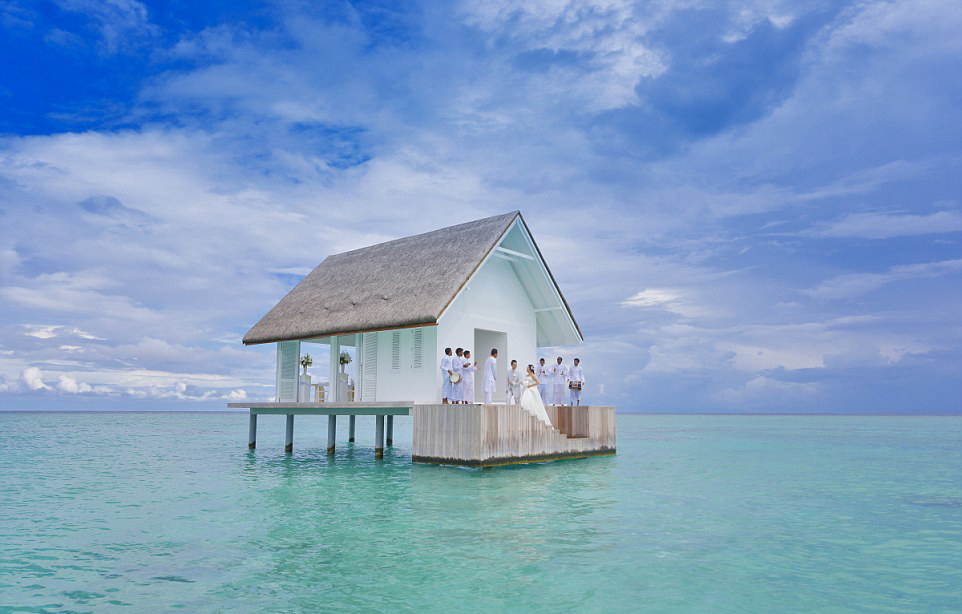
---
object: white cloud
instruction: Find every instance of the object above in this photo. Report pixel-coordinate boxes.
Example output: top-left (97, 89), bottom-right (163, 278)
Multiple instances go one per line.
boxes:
top-left (807, 259), bottom-right (962, 301)
top-left (622, 288), bottom-right (710, 318)
top-left (812, 209), bottom-right (962, 239)
top-left (24, 325), bottom-right (103, 340)
top-left (54, 0), bottom-right (157, 53)
top-left (57, 374), bottom-right (92, 393)
top-left (20, 367), bottom-right (50, 391)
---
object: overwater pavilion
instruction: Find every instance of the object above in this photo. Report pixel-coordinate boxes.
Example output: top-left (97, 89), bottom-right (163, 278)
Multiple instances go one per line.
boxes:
top-left (230, 211), bottom-right (616, 466)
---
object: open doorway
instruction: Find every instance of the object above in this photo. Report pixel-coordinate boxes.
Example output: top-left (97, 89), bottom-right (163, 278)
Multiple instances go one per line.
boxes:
top-left (473, 328), bottom-right (508, 402)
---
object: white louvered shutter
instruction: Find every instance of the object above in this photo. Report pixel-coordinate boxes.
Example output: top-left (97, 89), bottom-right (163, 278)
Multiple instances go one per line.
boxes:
top-left (276, 340), bottom-right (300, 401)
top-left (411, 328), bottom-right (423, 370)
top-left (362, 332), bottom-right (377, 401)
top-left (391, 330), bottom-right (401, 371)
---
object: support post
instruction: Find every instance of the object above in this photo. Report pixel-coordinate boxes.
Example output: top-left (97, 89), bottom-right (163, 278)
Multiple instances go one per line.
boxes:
top-left (327, 414), bottom-right (336, 455)
top-left (386, 415), bottom-right (394, 446)
top-left (349, 415), bottom-right (356, 442)
top-left (248, 413), bottom-right (257, 449)
top-left (375, 415), bottom-right (384, 459)
top-left (285, 414), bottom-right (294, 453)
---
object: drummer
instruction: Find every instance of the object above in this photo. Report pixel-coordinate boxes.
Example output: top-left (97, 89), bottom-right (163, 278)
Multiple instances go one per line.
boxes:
top-left (451, 347), bottom-right (465, 403)
top-left (568, 358), bottom-right (585, 406)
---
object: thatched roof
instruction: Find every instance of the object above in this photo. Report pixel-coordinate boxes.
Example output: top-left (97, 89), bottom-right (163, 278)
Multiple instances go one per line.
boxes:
top-left (244, 211), bottom-right (524, 345)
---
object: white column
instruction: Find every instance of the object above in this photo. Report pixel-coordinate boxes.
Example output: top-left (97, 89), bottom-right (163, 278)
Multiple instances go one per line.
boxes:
top-left (248, 413), bottom-right (257, 449)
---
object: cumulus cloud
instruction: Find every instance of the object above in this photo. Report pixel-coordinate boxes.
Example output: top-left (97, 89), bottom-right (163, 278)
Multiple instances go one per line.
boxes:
top-left (20, 367), bottom-right (49, 391)
top-left (57, 373), bottom-right (92, 393)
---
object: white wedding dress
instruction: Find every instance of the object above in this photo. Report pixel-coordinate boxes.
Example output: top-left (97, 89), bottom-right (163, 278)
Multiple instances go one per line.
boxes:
top-left (520, 375), bottom-right (553, 427)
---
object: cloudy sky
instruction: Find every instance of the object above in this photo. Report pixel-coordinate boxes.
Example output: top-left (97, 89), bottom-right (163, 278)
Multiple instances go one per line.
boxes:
top-left (1, 0), bottom-right (960, 413)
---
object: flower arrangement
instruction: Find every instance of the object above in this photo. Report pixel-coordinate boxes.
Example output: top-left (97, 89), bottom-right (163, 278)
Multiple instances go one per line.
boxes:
top-left (339, 351), bottom-right (352, 366)
top-left (299, 354), bottom-right (313, 374)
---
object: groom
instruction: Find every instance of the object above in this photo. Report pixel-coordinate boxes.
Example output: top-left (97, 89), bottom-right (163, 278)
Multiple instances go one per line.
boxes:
top-left (483, 348), bottom-right (498, 403)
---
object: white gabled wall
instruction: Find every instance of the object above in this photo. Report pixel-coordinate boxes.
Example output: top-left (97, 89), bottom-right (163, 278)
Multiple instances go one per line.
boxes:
top-left (374, 325), bottom-right (438, 403)
top-left (436, 256), bottom-right (537, 402)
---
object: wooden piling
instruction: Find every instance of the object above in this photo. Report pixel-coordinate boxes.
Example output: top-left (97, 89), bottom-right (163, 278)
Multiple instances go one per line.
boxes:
top-left (349, 415), bottom-right (356, 442)
top-left (285, 414), bottom-right (294, 453)
top-left (375, 415), bottom-right (385, 459)
top-left (386, 415), bottom-right (394, 446)
top-left (248, 413), bottom-right (257, 449)
top-left (327, 414), bottom-right (336, 455)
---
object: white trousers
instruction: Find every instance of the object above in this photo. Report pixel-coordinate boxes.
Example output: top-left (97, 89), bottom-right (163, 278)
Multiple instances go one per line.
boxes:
top-left (552, 385), bottom-right (565, 405)
top-left (538, 385), bottom-right (547, 403)
top-left (570, 387), bottom-right (582, 405)
top-left (507, 386), bottom-right (521, 404)
top-left (484, 389), bottom-right (494, 403)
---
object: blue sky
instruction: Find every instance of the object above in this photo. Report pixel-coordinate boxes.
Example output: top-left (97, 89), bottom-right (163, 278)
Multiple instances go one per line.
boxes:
top-left (1, 0), bottom-right (960, 413)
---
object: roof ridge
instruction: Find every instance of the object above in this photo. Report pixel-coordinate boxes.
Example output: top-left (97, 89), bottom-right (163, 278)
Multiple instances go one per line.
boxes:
top-left (328, 210), bottom-right (519, 259)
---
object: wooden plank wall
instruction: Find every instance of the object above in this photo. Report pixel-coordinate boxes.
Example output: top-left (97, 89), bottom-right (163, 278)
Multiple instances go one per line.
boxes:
top-left (412, 404), bottom-right (616, 466)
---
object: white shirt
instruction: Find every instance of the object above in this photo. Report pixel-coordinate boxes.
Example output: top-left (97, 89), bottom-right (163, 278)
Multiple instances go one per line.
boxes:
top-left (569, 365), bottom-right (584, 383)
top-left (483, 356), bottom-right (497, 392)
top-left (536, 364), bottom-right (548, 385)
top-left (452, 355), bottom-right (464, 375)
top-left (552, 363), bottom-right (567, 386)
top-left (506, 368), bottom-right (522, 391)
top-left (440, 355), bottom-right (452, 374)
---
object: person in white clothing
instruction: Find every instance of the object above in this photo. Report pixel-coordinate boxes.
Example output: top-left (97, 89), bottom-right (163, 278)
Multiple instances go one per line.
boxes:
top-left (482, 348), bottom-right (498, 403)
top-left (536, 358), bottom-right (549, 404)
top-left (461, 350), bottom-right (477, 403)
top-left (440, 347), bottom-right (453, 404)
top-left (551, 356), bottom-right (568, 406)
top-left (505, 359), bottom-right (523, 404)
top-left (451, 348), bottom-right (464, 403)
top-left (520, 365), bottom-right (552, 427)
top-left (568, 358), bottom-right (585, 406)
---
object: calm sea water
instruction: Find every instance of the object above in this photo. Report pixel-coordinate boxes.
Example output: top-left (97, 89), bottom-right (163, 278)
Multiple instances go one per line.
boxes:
top-left (1, 412), bottom-right (960, 614)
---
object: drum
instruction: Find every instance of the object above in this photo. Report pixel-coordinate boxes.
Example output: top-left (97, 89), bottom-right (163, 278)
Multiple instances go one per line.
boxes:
top-left (449, 372), bottom-right (462, 384)
top-left (569, 381), bottom-right (583, 390)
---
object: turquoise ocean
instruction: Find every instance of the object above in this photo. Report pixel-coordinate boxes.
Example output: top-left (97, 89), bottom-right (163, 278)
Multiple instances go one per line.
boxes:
top-left (1, 412), bottom-right (960, 613)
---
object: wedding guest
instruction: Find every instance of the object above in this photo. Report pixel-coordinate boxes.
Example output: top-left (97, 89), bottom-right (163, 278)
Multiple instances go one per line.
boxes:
top-left (568, 358), bottom-right (584, 406)
top-left (552, 356), bottom-right (568, 406)
top-left (537, 358), bottom-right (549, 404)
top-left (483, 348), bottom-right (498, 403)
top-left (440, 347), bottom-right (453, 404)
top-left (462, 350), bottom-right (477, 403)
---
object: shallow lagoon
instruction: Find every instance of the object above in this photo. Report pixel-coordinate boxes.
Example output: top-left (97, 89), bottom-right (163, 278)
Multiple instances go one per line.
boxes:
top-left (1, 413), bottom-right (960, 613)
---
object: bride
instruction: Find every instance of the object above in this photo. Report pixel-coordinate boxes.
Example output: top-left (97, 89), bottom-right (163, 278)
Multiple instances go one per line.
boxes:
top-left (520, 365), bottom-right (553, 427)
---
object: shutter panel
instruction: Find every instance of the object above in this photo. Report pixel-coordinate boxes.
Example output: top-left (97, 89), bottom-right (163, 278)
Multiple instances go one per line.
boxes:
top-left (411, 327), bottom-right (423, 369)
top-left (276, 340), bottom-right (299, 401)
top-left (391, 330), bottom-right (401, 371)
top-left (362, 332), bottom-right (377, 401)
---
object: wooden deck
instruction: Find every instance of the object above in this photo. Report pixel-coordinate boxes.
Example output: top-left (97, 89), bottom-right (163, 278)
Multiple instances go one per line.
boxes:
top-left (227, 401), bottom-right (413, 415)
top-left (411, 404), bottom-right (616, 467)
top-left (228, 402), bottom-right (616, 466)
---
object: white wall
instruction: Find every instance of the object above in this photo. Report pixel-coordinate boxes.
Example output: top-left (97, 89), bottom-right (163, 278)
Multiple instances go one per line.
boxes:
top-left (436, 256), bottom-right (537, 402)
top-left (374, 325), bottom-right (438, 403)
